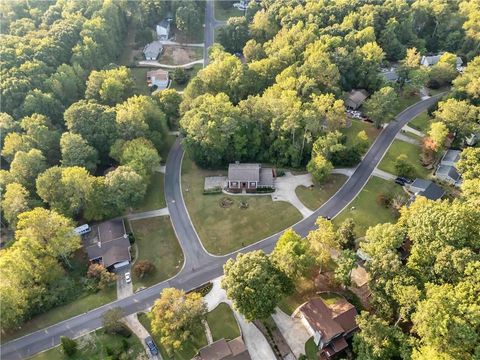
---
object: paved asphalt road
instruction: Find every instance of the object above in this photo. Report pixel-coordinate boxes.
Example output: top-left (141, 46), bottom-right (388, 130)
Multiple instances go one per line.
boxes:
top-left (0, 95), bottom-right (443, 359)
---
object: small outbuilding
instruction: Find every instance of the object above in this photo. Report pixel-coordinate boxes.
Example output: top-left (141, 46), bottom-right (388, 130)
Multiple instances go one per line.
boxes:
top-left (227, 162), bottom-right (274, 192)
top-left (156, 19), bottom-right (171, 40)
top-left (344, 89), bottom-right (369, 110)
top-left (83, 219), bottom-right (131, 272)
top-left (147, 69), bottom-right (169, 90)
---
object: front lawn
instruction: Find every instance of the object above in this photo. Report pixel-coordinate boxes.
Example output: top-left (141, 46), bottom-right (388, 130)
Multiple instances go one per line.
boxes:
top-left (409, 111), bottom-right (432, 133)
top-left (295, 174), bottom-right (348, 211)
top-left (305, 337), bottom-right (319, 360)
top-left (29, 329), bottom-right (144, 360)
top-left (333, 177), bottom-right (407, 237)
top-left (395, 92), bottom-right (421, 113)
top-left (129, 217), bottom-right (184, 290)
top-left (133, 172), bottom-right (165, 212)
top-left (138, 312), bottom-right (208, 360)
top-left (215, 0), bottom-right (242, 21)
top-left (341, 120), bottom-right (380, 148)
top-left (206, 303), bottom-right (240, 342)
top-left (181, 155), bottom-right (302, 255)
top-left (378, 139), bottom-right (430, 179)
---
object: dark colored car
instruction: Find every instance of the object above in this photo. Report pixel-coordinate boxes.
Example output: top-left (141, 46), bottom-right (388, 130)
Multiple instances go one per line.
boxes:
top-left (395, 177), bottom-right (406, 186)
top-left (145, 336), bottom-right (158, 356)
top-left (397, 176), bottom-right (413, 184)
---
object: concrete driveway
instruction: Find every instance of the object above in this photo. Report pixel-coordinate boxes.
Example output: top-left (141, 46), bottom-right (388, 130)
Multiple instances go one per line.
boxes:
top-left (116, 267), bottom-right (133, 300)
top-left (273, 172), bottom-right (314, 218)
top-left (272, 308), bottom-right (311, 358)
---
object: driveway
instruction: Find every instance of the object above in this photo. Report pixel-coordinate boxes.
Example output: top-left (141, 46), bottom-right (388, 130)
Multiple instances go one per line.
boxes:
top-left (271, 308), bottom-right (311, 358)
top-left (116, 267), bottom-right (133, 300)
top-left (273, 172), bottom-right (314, 218)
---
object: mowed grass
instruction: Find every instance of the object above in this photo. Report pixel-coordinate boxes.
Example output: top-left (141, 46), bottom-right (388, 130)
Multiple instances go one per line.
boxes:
top-left (138, 312), bottom-right (208, 360)
top-left (395, 92), bottom-right (421, 113)
top-left (181, 155), bottom-right (302, 255)
top-left (296, 174), bottom-right (348, 211)
top-left (341, 120), bottom-right (380, 148)
top-left (378, 139), bottom-right (430, 179)
top-left (333, 177), bottom-right (407, 237)
top-left (130, 217), bottom-right (184, 290)
top-left (130, 67), bottom-right (154, 95)
top-left (134, 172), bottom-right (165, 212)
top-left (409, 111), bottom-right (432, 133)
top-left (215, 0), bottom-right (242, 20)
top-left (207, 303), bottom-right (240, 341)
top-left (28, 329), bottom-right (144, 360)
top-left (4, 288), bottom-right (116, 343)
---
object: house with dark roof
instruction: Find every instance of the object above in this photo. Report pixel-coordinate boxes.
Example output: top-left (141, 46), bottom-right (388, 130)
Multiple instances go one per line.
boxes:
top-left (143, 41), bottom-right (163, 60)
top-left (156, 19), bottom-right (171, 40)
top-left (435, 149), bottom-right (462, 186)
top-left (380, 67), bottom-right (399, 82)
top-left (407, 179), bottom-right (445, 201)
top-left (227, 162), bottom-right (274, 192)
top-left (294, 297), bottom-right (358, 359)
top-left (83, 219), bottom-right (131, 272)
top-left (344, 89), bottom-right (369, 110)
top-left (420, 54), bottom-right (463, 70)
top-left (195, 337), bottom-right (251, 360)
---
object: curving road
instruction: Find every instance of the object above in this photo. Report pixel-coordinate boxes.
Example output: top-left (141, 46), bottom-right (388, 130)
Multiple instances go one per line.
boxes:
top-left (0, 96), bottom-right (443, 359)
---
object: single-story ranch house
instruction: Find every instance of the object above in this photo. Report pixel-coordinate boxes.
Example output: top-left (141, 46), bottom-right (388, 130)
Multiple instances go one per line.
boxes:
top-left (407, 178), bottom-right (445, 201)
top-left (344, 89), bottom-right (369, 110)
top-left (83, 219), bottom-right (131, 272)
top-left (227, 162), bottom-right (275, 192)
top-left (143, 40), bottom-right (163, 60)
top-left (195, 337), bottom-right (251, 360)
top-left (294, 296), bottom-right (358, 359)
top-left (147, 69), bottom-right (169, 90)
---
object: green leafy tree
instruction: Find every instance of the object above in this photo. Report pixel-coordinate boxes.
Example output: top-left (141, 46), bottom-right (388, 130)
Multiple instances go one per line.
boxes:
top-left (307, 154), bottom-right (333, 183)
top-left (150, 288), bottom-right (207, 353)
top-left (243, 39), bottom-right (266, 62)
top-left (104, 166), bottom-right (147, 213)
top-left (175, 2), bottom-right (201, 36)
top-left (307, 217), bottom-right (339, 271)
top-left (87, 263), bottom-right (116, 290)
top-left (103, 308), bottom-right (126, 334)
top-left (153, 89), bottom-right (182, 129)
top-left (363, 86), bottom-right (398, 128)
top-left (60, 132), bottom-right (99, 173)
top-left (1, 132), bottom-right (33, 163)
top-left (46, 63), bottom-right (86, 106)
top-left (0, 112), bottom-right (19, 149)
top-left (1, 183), bottom-right (31, 229)
top-left (394, 154), bottom-right (415, 178)
top-left (271, 228), bottom-right (314, 280)
top-left (336, 218), bottom-right (356, 249)
top-left (85, 67), bottom-right (135, 105)
top-left (457, 147), bottom-right (480, 180)
top-left (427, 122), bottom-right (448, 151)
top-left (10, 149), bottom-right (47, 191)
top-left (222, 251), bottom-right (293, 321)
top-left (60, 336), bottom-right (77, 357)
top-left (171, 68), bottom-right (189, 85)
top-left (334, 249), bottom-right (357, 287)
top-left (20, 114), bottom-right (61, 165)
top-left (21, 89), bottom-right (64, 126)
top-left (433, 99), bottom-right (479, 139)
top-left (452, 56), bottom-right (480, 102)
top-left (218, 17), bottom-right (250, 53)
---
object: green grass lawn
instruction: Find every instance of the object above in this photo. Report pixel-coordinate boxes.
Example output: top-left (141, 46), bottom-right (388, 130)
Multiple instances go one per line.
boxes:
top-left (133, 172), bottom-right (165, 212)
top-left (130, 67), bottom-right (154, 95)
top-left (395, 92), bottom-right (421, 113)
top-left (138, 312), bottom-right (208, 360)
top-left (160, 134), bottom-right (177, 161)
top-left (206, 303), bottom-right (240, 342)
top-left (215, 0), bottom-right (243, 21)
top-left (378, 139), bottom-right (430, 179)
top-left (295, 174), bottom-right (348, 211)
top-left (181, 156), bottom-right (302, 255)
top-left (129, 217), bottom-right (184, 290)
top-left (305, 337), bottom-right (319, 360)
top-left (341, 120), bottom-right (380, 148)
top-left (333, 177), bottom-right (407, 237)
top-left (29, 329), bottom-right (144, 360)
top-left (409, 111), bottom-right (432, 133)
top-left (319, 292), bottom-right (343, 305)
top-left (4, 288), bottom-right (116, 343)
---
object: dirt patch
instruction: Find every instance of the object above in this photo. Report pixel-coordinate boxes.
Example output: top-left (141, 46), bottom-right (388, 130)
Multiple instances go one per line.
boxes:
top-left (160, 46), bottom-right (202, 65)
top-left (219, 197), bottom-right (234, 208)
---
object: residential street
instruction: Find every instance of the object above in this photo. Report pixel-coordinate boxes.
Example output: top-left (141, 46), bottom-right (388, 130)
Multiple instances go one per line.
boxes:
top-left (0, 95), bottom-right (443, 359)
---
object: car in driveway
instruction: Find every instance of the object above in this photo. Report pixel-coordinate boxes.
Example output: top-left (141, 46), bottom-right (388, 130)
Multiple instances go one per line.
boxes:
top-left (125, 272), bottom-right (131, 283)
top-left (145, 336), bottom-right (159, 356)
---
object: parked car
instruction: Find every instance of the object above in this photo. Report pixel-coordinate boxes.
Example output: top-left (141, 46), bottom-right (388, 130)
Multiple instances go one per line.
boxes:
top-left (394, 176), bottom-right (412, 186)
top-left (125, 272), bottom-right (131, 283)
top-left (397, 176), bottom-right (413, 184)
top-left (145, 336), bottom-right (159, 355)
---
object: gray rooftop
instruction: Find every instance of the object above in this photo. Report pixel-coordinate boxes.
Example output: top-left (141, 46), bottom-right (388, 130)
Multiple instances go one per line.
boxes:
top-left (417, 181), bottom-right (445, 201)
top-left (436, 165), bottom-right (460, 181)
top-left (380, 68), bottom-right (398, 82)
top-left (441, 149), bottom-right (461, 164)
top-left (345, 89), bottom-right (369, 106)
top-left (143, 41), bottom-right (163, 59)
top-left (228, 163), bottom-right (260, 182)
top-left (259, 168), bottom-right (274, 187)
top-left (410, 178), bottom-right (432, 191)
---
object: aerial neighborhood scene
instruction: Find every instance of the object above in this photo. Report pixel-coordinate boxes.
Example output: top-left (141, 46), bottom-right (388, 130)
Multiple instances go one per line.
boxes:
top-left (1, 0), bottom-right (480, 359)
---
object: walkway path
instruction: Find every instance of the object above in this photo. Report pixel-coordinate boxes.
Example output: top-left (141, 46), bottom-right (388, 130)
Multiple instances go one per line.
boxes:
top-left (372, 168), bottom-right (396, 181)
top-left (138, 59), bottom-right (204, 68)
top-left (1, 95), bottom-right (445, 360)
top-left (126, 207), bottom-right (169, 221)
top-left (396, 132), bottom-right (420, 145)
top-left (402, 124), bottom-right (425, 137)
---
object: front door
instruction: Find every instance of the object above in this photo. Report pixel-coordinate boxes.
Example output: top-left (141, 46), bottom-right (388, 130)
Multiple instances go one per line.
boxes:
top-left (241, 182), bottom-right (247, 188)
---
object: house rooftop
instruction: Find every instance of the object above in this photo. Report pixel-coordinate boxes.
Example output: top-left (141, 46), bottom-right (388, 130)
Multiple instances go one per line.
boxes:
top-left (147, 69), bottom-right (169, 81)
top-left (197, 338), bottom-right (250, 360)
top-left (346, 89), bottom-right (369, 105)
top-left (143, 41), bottom-right (163, 59)
top-left (228, 163), bottom-right (261, 182)
top-left (436, 165), bottom-right (460, 182)
top-left (414, 180), bottom-right (445, 201)
top-left (441, 149), bottom-right (461, 164)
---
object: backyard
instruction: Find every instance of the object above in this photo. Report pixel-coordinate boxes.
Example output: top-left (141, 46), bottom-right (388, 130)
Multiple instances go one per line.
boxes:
top-left (132, 172), bottom-right (165, 213)
top-left (29, 329), bottom-right (145, 360)
top-left (206, 303), bottom-right (240, 342)
top-left (295, 174), bottom-right (348, 211)
top-left (181, 155), bottom-right (303, 255)
top-left (333, 176), bottom-right (408, 237)
top-left (129, 217), bottom-right (184, 290)
top-left (378, 139), bottom-right (431, 179)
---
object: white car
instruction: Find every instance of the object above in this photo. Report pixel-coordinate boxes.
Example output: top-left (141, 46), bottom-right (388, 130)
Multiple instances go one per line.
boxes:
top-left (125, 272), bottom-right (131, 283)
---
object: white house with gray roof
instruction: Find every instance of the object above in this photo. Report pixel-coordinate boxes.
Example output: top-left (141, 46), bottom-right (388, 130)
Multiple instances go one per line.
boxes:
top-left (420, 54), bottom-right (463, 71)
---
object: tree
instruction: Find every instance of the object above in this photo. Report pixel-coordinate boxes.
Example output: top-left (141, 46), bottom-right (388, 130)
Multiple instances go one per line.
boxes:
top-left (0, 112), bottom-right (19, 149)
top-left (394, 154), bottom-right (415, 178)
top-left (85, 67), bottom-right (134, 105)
top-left (60, 132), bottom-right (99, 173)
top-left (354, 130), bottom-right (370, 155)
top-left (222, 251), bottom-right (293, 321)
top-left (175, 2), bottom-right (201, 36)
top-left (336, 218), bottom-right (356, 249)
top-left (21, 90), bottom-right (64, 126)
top-left (60, 336), bottom-right (77, 356)
top-left (427, 122), bottom-right (448, 151)
top-left (133, 260), bottom-right (156, 278)
top-left (103, 308), bottom-right (126, 334)
top-left (309, 93), bottom-right (346, 131)
top-left (270, 228), bottom-right (314, 280)
top-left (457, 147), bottom-right (480, 180)
top-left (1, 183), bottom-right (30, 229)
top-left (433, 99), bottom-right (479, 139)
top-left (334, 250), bottom-right (357, 287)
top-left (150, 288), bottom-right (207, 353)
top-left (46, 63), bottom-right (86, 106)
top-left (452, 56), bottom-right (480, 102)
top-left (218, 17), bottom-right (250, 53)
top-left (10, 149), bottom-right (48, 191)
top-left (1, 132), bottom-right (33, 163)
top-left (307, 217), bottom-right (339, 271)
top-left (153, 89), bottom-right (182, 129)
top-left (307, 154), bottom-right (333, 183)
top-left (20, 114), bottom-right (61, 164)
top-left (363, 87), bottom-right (398, 128)
top-left (243, 39), bottom-right (266, 62)
top-left (64, 100), bottom-right (117, 160)
top-left (104, 166), bottom-right (147, 213)
top-left (87, 263), bottom-right (116, 290)
top-left (171, 68), bottom-right (189, 85)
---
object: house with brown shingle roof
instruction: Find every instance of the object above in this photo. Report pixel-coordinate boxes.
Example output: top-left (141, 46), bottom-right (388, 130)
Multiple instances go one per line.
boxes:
top-left (294, 296), bottom-right (358, 358)
top-left (344, 89), bottom-right (369, 110)
top-left (195, 337), bottom-right (251, 360)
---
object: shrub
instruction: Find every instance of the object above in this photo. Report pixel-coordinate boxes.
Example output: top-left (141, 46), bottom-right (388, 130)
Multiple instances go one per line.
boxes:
top-left (276, 169), bottom-right (285, 177)
top-left (394, 154), bottom-right (416, 178)
top-left (172, 68), bottom-right (189, 85)
top-left (376, 193), bottom-right (392, 208)
top-left (60, 336), bottom-right (77, 357)
top-left (133, 260), bottom-right (156, 278)
top-left (203, 187), bottom-right (222, 195)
